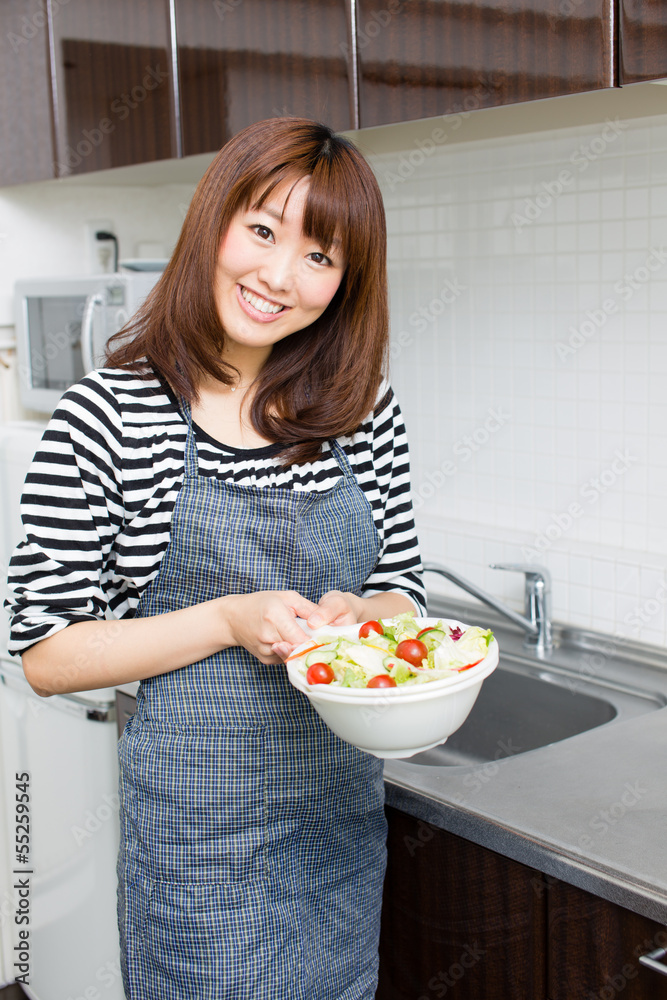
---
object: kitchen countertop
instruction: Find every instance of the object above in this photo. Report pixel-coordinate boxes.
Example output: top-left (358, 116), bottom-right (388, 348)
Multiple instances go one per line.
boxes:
top-left (383, 596), bottom-right (667, 924)
top-left (113, 599), bottom-right (667, 923)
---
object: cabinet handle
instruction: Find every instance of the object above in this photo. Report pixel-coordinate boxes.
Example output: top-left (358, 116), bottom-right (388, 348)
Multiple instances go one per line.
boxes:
top-left (639, 947), bottom-right (667, 976)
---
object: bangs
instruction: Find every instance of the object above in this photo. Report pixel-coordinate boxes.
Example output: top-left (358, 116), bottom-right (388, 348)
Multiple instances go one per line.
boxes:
top-left (244, 166), bottom-right (360, 262)
top-left (216, 121), bottom-right (384, 277)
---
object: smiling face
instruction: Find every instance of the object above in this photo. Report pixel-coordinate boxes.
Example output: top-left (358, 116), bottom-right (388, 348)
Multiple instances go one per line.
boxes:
top-left (213, 175), bottom-right (346, 364)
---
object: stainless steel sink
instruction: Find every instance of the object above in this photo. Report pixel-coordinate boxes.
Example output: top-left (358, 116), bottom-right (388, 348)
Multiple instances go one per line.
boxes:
top-left (404, 643), bottom-right (667, 767)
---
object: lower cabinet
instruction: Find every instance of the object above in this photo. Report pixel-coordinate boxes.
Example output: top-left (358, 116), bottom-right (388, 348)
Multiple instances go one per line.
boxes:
top-left (378, 806), bottom-right (667, 1000)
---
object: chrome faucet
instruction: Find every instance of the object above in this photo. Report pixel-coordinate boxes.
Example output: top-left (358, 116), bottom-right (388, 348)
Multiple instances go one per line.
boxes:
top-left (423, 561), bottom-right (553, 657)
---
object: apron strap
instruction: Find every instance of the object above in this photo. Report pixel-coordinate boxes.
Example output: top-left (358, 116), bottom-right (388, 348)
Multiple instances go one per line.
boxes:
top-left (178, 398), bottom-right (200, 479)
top-left (328, 439), bottom-right (355, 478)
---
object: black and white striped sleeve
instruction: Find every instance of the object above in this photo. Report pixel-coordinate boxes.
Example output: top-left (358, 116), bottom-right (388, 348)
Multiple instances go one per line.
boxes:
top-left (6, 372), bottom-right (125, 654)
top-left (355, 388), bottom-right (427, 616)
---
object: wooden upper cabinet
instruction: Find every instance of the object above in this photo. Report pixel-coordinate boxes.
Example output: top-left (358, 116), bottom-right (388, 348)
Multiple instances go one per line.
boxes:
top-left (357, 0), bottom-right (616, 129)
top-left (174, 0), bottom-right (355, 158)
top-left (49, 0), bottom-right (177, 177)
top-left (620, 1), bottom-right (667, 84)
top-left (0, 0), bottom-right (57, 186)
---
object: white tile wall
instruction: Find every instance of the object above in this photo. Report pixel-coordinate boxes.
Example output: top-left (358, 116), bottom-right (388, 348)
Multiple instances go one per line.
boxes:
top-left (369, 113), bottom-right (667, 648)
top-left (0, 180), bottom-right (198, 327)
top-left (0, 178), bottom-right (199, 420)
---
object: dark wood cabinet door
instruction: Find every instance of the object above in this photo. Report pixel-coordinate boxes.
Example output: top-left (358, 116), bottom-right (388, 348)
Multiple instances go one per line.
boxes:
top-left (377, 806), bottom-right (547, 1000)
top-left (49, 0), bottom-right (177, 177)
top-left (547, 880), bottom-right (667, 1000)
top-left (0, 0), bottom-right (56, 186)
top-left (357, 0), bottom-right (616, 129)
top-left (174, 0), bottom-right (355, 158)
top-left (620, 1), bottom-right (667, 84)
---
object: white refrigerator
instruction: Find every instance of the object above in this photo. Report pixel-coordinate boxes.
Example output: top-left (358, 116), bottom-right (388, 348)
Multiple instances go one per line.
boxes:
top-left (0, 422), bottom-right (125, 1000)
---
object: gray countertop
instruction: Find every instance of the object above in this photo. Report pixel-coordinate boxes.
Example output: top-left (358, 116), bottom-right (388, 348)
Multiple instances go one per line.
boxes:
top-left (113, 599), bottom-right (667, 922)
top-left (383, 596), bottom-right (667, 924)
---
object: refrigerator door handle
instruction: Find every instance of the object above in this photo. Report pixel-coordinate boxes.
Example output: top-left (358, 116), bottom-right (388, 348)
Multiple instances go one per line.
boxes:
top-left (0, 673), bottom-right (115, 723)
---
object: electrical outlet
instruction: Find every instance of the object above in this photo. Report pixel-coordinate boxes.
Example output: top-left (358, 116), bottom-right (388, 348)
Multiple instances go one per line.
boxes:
top-left (84, 219), bottom-right (115, 273)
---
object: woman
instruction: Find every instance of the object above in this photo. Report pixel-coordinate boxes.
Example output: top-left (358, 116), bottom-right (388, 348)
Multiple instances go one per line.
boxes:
top-left (8, 118), bottom-right (426, 999)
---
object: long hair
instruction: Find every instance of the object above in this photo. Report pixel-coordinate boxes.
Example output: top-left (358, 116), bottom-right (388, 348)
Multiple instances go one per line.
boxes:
top-left (106, 117), bottom-right (389, 465)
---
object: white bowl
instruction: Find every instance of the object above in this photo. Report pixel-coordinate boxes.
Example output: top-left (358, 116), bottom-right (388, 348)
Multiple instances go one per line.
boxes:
top-left (286, 618), bottom-right (499, 759)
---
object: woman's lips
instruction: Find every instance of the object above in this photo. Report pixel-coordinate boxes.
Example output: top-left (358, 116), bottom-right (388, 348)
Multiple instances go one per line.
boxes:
top-left (236, 284), bottom-right (290, 323)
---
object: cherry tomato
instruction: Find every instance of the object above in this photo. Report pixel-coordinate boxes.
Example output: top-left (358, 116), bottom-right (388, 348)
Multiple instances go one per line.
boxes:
top-left (367, 675), bottom-right (397, 688)
top-left (395, 638), bottom-right (429, 667)
top-left (359, 620), bottom-right (384, 639)
top-left (306, 662), bottom-right (335, 685)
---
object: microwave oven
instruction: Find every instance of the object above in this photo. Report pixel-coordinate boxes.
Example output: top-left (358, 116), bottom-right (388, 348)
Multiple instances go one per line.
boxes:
top-left (14, 270), bottom-right (164, 414)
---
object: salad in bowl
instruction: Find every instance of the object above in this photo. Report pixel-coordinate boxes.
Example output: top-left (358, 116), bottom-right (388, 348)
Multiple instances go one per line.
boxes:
top-left (287, 611), bottom-right (495, 691)
top-left (285, 613), bottom-right (499, 758)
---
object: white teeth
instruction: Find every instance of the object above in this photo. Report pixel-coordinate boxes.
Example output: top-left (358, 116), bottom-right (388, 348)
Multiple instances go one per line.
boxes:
top-left (241, 287), bottom-right (284, 314)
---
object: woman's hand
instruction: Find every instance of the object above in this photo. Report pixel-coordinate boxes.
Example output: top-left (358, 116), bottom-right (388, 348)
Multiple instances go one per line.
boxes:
top-left (305, 590), bottom-right (419, 635)
top-left (305, 590), bottom-right (362, 630)
top-left (222, 590), bottom-right (320, 664)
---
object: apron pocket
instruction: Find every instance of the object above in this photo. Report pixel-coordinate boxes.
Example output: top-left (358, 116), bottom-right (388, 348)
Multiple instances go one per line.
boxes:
top-left (129, 723), bottom-right (267, 884)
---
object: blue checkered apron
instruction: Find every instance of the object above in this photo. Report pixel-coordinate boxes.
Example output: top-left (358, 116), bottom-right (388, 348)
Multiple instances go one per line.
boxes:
top-left (117, 403), bottom-right (386, 999)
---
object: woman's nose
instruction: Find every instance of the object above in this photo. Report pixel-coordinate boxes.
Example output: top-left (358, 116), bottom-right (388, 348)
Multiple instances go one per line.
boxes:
top-left (257, 250), bottom-right (296, 293)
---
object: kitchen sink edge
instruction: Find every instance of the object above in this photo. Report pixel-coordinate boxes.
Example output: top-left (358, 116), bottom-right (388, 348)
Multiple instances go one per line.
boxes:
top-left (382, 596), bottom-right (667, 924)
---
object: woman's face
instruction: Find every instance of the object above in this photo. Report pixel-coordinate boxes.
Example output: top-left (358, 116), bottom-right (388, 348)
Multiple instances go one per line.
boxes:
top-left (213, 176), bottom-right (346, 357)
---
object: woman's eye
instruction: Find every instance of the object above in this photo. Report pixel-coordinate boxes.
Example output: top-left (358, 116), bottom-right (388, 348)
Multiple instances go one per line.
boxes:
top-left (308, 251), bottom-right (333, 266)
top-left (252, 225), bottom-right (274, 242)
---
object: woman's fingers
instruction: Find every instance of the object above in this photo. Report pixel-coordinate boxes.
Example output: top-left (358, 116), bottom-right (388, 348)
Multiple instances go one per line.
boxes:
top-left (225, 590), bottom-right (319, 662)
top-left (307, 590), bottom-right (359, 629)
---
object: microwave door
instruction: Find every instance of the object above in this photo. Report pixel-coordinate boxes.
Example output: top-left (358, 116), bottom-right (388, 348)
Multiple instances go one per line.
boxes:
top-left (25, 295), bottom-right (87, 391)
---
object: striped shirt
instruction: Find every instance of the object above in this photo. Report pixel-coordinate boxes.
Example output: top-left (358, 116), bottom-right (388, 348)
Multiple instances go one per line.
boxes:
top-left (6, 368), bottom-right (426, 655)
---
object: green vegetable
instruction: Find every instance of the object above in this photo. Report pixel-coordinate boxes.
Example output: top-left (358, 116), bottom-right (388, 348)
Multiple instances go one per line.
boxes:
top-left (295, 613), bottom-right (494, 688)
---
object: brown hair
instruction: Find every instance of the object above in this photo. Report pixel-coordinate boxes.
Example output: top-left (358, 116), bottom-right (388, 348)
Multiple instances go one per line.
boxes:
top-left (106, 117), bottom-right (389, 465)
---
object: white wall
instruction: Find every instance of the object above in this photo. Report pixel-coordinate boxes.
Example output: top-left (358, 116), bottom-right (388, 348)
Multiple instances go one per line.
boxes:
top-left (360, 92), bottom-right (667, 648)
top-left (0, 174), bottom-right (202, 421)
top-left (1, 85), bottom-right (666, 648)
